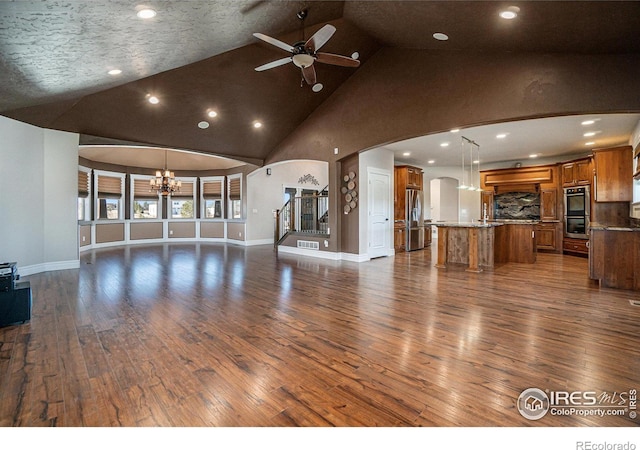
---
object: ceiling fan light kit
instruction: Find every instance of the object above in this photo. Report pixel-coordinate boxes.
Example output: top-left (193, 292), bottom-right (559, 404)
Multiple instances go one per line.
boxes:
top-left (253, 10), bottom-right (360, 90)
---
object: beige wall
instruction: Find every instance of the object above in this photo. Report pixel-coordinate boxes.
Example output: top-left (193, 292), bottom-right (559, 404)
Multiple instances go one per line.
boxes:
top-left (130, 222), bottom-right (163, 240)
top-left (200, 222), bottom-right (225, 239)
top-left (79, 225), bottom-right (91, 247)
top-left (95, 223), bottom-right (125, 243)
top-left (227, 222), bottom-right (245, 241)
top-left (168, 221), bottom-right (196, 238)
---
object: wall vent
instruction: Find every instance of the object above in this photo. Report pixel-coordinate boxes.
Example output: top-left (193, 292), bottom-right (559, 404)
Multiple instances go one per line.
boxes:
top-left (297, 240), bottom-right (319, 250)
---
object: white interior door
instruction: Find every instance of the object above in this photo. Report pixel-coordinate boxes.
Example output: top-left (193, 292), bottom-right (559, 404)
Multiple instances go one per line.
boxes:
top-left (368, 169), bottom-right (391, 258)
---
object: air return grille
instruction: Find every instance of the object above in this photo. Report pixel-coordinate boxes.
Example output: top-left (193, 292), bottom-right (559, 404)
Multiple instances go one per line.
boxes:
top-left (297, 240), bottom-right (319, 250)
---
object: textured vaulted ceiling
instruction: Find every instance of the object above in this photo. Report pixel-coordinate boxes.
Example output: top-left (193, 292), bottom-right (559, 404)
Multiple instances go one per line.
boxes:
top-left (1, 1), bottom-right (640, 167)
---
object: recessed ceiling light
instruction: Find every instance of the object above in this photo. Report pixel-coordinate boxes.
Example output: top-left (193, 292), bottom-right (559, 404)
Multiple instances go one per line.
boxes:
top-left (253, 121), bottom-right (262, 129)
top-left (583, 131), bottom-right (597, 137)
top-left (581, 120), bottom-right (596, 126)
top-left (529, 154), bottom-right (538, 158)
top-left (207, 110), bottom-right (218, 118)
top-left (403, 152), bottom-right (411, 156)
top-left (147, 95), bottom-right (159, 104)
top-left (440, 142), bottom-right (450, 147)
top-left (428, 160), bottom-right (435, 164)
top-left (136, 8), bottom-right (156, 19)
top-left (496, 133), bottom-right (507, 139)
top-left (351, 52), bottom-right (360, 60)
top-left (198, 121), bottom-right (209, 129)
top-left (107, 69), bottom-right (122, 76)
top-left (450, 128), bottom-right (460, 133)
top-left (499, 6), bottom-right (520, 19)
top-left (585, 141), bottom-right (595, 146)
top-left (473, 160), bottom-right (480, 164)
top-left (433, 33), bottom-right (449, 41)
top-left (312, 83), bottom-right (324, 93)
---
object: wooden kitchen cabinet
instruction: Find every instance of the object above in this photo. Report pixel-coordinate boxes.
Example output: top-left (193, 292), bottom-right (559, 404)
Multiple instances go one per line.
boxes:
top-left (535, 222), bottom-right (560, 252)
top-left (395, 165), bottom-right (423, 221)
top-left (540, 189), bottom-right (558, 220)
top-left (563, 237), bottom-right (589, 256)
top-left (394, 225), bottom-right (406, 252)
top-left (593, 146), bottom-right (632, 202)
top-left (562, 158), bottom-right (592, 187)
top-left (395, 165), bottom-right (423, 190)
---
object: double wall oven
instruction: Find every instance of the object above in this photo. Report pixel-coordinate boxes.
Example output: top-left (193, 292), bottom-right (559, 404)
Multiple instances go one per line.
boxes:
top-left (564, 186), bottom-right (590, 239)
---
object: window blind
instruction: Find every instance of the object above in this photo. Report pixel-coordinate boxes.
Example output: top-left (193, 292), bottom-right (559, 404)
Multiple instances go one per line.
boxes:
top-left (228, 177), bottom-right (241, 201)
top-left (202, 180), bottom-right (223, 199)
top-left (78, 170), bottom-right (90, 198)
top-left (97, 175), bottom-right (122, 199)
top-left (133, 178), bottom-right (158, 200)
top-left (171, 180), bottom-right (194, 198)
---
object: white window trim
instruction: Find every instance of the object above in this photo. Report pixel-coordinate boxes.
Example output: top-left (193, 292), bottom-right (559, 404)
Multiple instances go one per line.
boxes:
top-left (227, 173), bottom-right (243, 220)
top-left (200, 176), bottom-right (225, 220)
top-left (78, 165), bottom-right (92, 222)
top-left (169, 176), bottom-right (197, 219)
top-left (94, 169), bottom-right (125, 221)
top-left (130, 174), bottom-right (161, 220)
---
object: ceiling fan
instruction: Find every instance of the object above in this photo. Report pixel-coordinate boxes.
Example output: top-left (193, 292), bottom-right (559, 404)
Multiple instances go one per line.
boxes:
top-left (253, 12), bottom-right (360, 87)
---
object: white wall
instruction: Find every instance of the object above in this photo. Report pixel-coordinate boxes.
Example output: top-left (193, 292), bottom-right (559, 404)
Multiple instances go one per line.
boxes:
top-left (422, 165), bottom-right (481, 223)
top-left (430, 177), bottom-right (459, 222)
top-left (246, 160), bottom-right (328, 243)
top-left (0, 116), bottom-right (79, 274)
top-left (359, 147), bottom-right (394, 256)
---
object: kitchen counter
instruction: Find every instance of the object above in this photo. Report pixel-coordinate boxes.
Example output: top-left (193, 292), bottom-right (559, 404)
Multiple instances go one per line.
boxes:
top-left (589, 223), bottom-right (640, 232)
top-left (434, 222), bottom-right (537, 272)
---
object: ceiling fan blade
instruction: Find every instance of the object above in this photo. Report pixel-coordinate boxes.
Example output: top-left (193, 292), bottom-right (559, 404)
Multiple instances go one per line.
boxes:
top-left (255, 57), bottom-right (292, 71)
top-left (302, 65), bottom-right (316, 85)
top-left (316, 52), bottom-right (361, 68)
top-left (253, 33), bottom-right (294, 53)
top-left (305, 24), bottom-right (336, 53)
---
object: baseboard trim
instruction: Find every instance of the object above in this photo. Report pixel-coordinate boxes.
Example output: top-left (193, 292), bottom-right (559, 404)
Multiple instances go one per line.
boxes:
top-left (20, 259), bottom-right (81, 276)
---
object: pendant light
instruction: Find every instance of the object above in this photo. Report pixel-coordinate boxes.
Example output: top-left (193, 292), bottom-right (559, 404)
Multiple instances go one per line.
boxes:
top-left (457, 138), bottom-right (468, 189)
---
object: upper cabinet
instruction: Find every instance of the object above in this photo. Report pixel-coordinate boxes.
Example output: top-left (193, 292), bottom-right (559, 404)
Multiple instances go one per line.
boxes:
top-left (562, 158), bottom-right (592, 187)
top-left (593, 146), bottom-right (632, 202)
top-left (540, 189), bottom-right (558, 220)
top-left (395, 165), bottom-right (423, 190)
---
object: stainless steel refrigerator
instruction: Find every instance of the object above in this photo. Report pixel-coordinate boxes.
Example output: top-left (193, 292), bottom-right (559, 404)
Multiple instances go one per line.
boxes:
top-left (406, 189), bottom-right (424, 251)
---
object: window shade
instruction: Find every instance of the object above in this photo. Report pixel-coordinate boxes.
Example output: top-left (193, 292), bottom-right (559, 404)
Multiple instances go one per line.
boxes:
top-left (202, 180), bottom-right (223, 199)
top-left (133, 178), bottom-right (158, 200)
top-left (97, 175), bottom-right (122, 199)
top-left (78, 170), bottom-right (90, 198)
top-left (228, 177), bottom-right (241, 201)
top-left (171, 180), bottom-right (194, 198)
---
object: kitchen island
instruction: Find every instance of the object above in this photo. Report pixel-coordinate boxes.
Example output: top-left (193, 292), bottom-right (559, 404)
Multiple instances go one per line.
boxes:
top-left (434, 221), bottom-right (537, 272)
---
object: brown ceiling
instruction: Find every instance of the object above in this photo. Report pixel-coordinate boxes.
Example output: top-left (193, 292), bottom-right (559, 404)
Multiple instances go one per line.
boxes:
top-left (1, 1), bottom-right (640, 166)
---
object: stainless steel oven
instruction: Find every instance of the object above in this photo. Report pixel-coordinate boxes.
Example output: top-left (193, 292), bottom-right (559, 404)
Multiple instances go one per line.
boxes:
top-left (564, 186), bottom-right (590, 239)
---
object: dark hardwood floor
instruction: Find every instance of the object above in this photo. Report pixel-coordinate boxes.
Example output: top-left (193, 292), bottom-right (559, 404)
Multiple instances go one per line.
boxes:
top-left (1, 243), bottom-right (639, 427)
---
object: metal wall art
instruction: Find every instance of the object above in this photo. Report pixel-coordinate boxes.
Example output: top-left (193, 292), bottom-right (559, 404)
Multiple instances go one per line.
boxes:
top-left (298, 173), bottom-right (320, 185)
top-left (342, 171), bottom-right (357, 214)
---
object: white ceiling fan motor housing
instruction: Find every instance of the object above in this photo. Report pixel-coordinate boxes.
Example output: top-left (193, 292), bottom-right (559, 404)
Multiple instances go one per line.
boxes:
top-left (292, 53), bottom-right (315, 68)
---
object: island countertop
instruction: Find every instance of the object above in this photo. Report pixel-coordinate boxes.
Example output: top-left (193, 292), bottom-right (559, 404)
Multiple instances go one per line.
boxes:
top-left (433, 221), bottom-right (504, 228)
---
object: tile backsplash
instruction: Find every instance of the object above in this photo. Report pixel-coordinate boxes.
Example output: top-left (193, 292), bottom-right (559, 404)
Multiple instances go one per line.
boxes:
top-left (494, 192), bottom-right (540, 220)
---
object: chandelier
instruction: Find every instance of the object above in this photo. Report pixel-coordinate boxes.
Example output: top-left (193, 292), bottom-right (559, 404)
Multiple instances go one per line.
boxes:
top-left (150, 150), bottom-right (181, 196)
